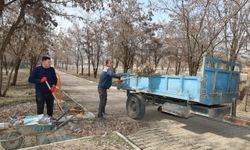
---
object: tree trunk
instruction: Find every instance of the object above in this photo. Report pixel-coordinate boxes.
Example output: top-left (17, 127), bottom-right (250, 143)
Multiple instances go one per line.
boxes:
top-left (76, 54), bottom-right (79, 74)
top-left (3, 55), bottom-right (8, 75)
top-left (54, 57), bottom-right (58, 67)
top-left (92, 61), bottom-right (96, 78)
top-left (11, 58), bottom-right (22, 86)
top-left (88, 56), bottom-right (90, 76)
top-left (0, 52), bottom-right (3, 96)
top-left (81, 67), bottom-right (84, 75)
top-left (95, 47), bottom-right (100, 79)
top-left (91, 58), bottom-right (96, 78)
top-left (123, 47), bottom-right (131, 73)
top-left (153, 52), bottom-right (161, 70)
top-left (76, 61), bottom-right (79, 74)
top-left (189, 61), bottom-right (199, 76)
top-left (29, 57), bottom-right (38, 75)
top-left (2, 66), bottom-right (15, 97)
top-left (80, 55), bottom-right (84, 75)
top-left (123, 64), bottom-right (128, 73)
top-left (29, 63), bottom-right (33, 75)
top-left (175, 58), bottom-right (181, 75)
top-left (93, 68), bottom-right (98, 78)
top-left (113, 60), bottom-right (119, 73)
top-left (166, 61), bottom-right (171, 74)
top-left (66, 58), bottom-right (68, 71)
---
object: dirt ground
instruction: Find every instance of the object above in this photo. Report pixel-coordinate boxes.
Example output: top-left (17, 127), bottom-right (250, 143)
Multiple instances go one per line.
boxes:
top-left (0, 70), bottom-right (35, 107)
top-left (1, 70), bottom-right (250, 150)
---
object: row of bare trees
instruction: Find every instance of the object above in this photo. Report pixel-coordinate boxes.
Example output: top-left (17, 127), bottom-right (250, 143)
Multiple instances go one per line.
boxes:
top-left (55, 0), bottom-right (249, 77)
top-left (56, 0), bottom-right (165, 76)
top-left (156, 0), bottom-right (250, 75)
top-left (0, 0), bottom-right (249, 97)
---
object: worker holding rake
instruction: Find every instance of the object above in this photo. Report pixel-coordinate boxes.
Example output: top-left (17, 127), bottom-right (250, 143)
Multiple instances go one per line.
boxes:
top-left (29, 56), bottom-right (57, 117)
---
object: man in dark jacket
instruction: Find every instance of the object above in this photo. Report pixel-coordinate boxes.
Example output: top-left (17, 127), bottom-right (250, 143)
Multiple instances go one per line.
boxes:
top-left (98, 59), bottom-right (121, 118)
top-left (29, 56), bottom-right (57, 116)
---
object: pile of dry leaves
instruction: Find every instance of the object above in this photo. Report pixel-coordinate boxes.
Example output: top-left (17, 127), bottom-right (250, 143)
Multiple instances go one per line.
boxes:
top-left (135, 63), bottom-right (156, 76)
top-left (66, 117), bottom-right (147, 137)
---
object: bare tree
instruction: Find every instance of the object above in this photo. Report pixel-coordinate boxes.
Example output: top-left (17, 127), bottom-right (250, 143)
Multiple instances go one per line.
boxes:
top-left (9, 28), bottom-right (30, 86)
top-left (156, 0), bottom-right (249, 75)
top-left (68, 24), bottom-right (85, 75)
top-left (107, 0), bottom-right (153, 73)
top-left (90, 14), bottom-right (106, 78)
top-left (221, 0), bottom-right (250, 64)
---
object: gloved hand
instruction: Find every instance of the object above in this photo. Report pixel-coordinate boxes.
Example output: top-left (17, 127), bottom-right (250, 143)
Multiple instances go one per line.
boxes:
top-left (118, 77), bottom-right (123, 83)
top-left (40, 77), bottom-right (47, 83)
top-left (50, 85), bottom-right (56, 93)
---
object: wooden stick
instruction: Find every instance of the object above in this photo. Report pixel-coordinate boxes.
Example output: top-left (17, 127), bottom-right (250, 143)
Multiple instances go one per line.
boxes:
top-left (113, 76), bottom-right (136, 83)
top-left (121, 76), bottom-right (137, 81)
top-left (45, 81), bottom-right (64, 113)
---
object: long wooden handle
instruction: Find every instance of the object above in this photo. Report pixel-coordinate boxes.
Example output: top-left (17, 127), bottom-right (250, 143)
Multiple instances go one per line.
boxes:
top-left (45, 81), bottom-right (64, 113)
top-left (113, 76), bottom-right (136, 83)
top-left (120, 76), bottom-right (136, 81)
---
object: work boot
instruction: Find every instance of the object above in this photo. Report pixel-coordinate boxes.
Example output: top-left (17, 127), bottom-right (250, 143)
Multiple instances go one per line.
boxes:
top-left (103, 112), bottom-right (109, 117)
top-left (97, 114), bottom-right (105, 119)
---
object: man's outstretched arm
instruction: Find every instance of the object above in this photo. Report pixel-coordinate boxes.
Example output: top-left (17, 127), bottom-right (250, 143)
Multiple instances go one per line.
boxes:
top-left (107, 68), bottom-right (120, 78)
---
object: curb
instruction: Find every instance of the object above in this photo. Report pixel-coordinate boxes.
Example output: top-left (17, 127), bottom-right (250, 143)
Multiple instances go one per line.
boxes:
top-left (19, 136), bottom-right (95, 150)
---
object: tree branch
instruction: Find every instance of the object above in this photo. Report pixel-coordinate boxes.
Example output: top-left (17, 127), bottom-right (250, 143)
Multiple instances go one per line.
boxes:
top-left (4, 0), bottom-right (18, 7)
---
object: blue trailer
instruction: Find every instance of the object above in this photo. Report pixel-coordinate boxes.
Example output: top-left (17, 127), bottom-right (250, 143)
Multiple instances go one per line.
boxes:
top-left (118, 57), bottom-right (242, 120)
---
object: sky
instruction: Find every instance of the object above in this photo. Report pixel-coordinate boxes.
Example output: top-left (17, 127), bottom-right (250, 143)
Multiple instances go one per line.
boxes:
top-left (54, 0), bottom-right (169, 32)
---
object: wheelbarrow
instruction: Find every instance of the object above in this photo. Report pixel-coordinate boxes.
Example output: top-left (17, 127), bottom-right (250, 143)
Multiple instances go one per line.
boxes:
top-left (0, 110), bottom-right (76, 150)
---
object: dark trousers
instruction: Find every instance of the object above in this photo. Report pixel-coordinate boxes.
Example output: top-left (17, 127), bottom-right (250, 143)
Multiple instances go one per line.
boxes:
top-left (36, 92), bottom-right (54, 116)
top-left (98, 88), bottom-right (107, 117)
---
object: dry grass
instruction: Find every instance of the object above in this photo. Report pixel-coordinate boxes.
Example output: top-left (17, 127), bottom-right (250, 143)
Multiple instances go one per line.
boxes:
top-left (0, 69), bottom-right (35, 107)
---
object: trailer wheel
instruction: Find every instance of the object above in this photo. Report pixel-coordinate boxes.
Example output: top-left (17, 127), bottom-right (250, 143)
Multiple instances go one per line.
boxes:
top-left (1, 131), bottom-right (24, 150)
top-left (126, 94), bottom-right (145, 120)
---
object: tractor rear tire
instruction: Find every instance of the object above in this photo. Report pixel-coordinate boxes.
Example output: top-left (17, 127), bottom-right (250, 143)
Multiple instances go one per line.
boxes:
top-left (126, 94), bottom-right (145, 120)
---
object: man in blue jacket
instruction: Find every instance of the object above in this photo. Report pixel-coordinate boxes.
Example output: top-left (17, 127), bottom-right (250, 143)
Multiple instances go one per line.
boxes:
top-left (29, 56), bottom-right (57, 116)
top-left (98, 59), bottom-right (121, 119)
